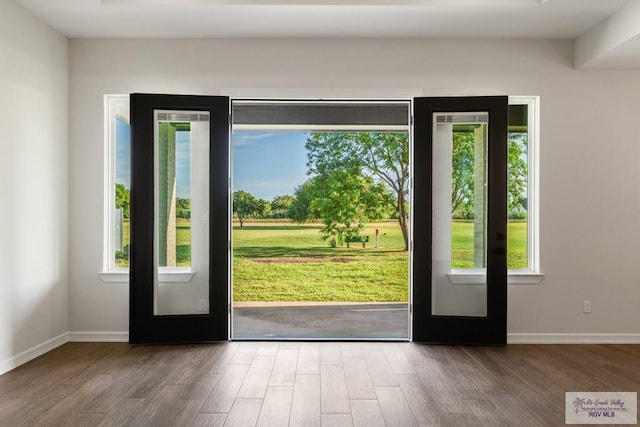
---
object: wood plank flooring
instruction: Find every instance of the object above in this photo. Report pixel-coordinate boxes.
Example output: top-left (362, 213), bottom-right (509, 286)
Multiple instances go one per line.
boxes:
top-left (0, 342), bottom-right (638, 426)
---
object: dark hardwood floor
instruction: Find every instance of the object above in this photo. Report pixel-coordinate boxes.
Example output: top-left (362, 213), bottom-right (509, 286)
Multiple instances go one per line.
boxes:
top-left (0, 342), bottom-right (638, 426)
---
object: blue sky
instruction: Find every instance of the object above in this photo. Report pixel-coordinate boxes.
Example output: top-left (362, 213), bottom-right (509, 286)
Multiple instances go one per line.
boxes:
top-left (115, 119), bottom-right (130, 188)
top-left (116, 120), bottom-right (309, 201)
top-left (232, 131), bottom-right (309, 201)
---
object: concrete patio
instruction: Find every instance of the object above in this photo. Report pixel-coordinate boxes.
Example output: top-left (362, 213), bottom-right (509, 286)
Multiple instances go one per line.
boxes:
top-left (232, 302), bottom-right (409, 339)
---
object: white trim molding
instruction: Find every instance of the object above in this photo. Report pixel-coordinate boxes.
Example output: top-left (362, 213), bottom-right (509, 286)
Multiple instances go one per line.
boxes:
top-left (507, 333), bottom-right (640, 344)
top-left (0, 332), bottom-right (69, 376)
top-left (103, 94), bottom-right (130, 274)
top-left (448, 271), bottom-right (544, 285)
top-left (220, 87), bottom-right (424, 100)
top-left (104, 0), bottom-right (544, 6)
top-left (99, 270), bottom-right (195, 283)
top-left (68, 331), bottom-right (129, 342)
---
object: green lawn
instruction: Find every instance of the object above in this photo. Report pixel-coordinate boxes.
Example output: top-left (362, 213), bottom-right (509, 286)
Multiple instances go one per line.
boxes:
top-left (117, 218), bottom-right (191, 267)
top-left (118, 218), bottom-right (527, 300)
top-left (452, 220), bottom-right (527, 269)
top-left (176, 219), bottom-right (191, 266)
top-left (233, 221), bottom-right (409, 302)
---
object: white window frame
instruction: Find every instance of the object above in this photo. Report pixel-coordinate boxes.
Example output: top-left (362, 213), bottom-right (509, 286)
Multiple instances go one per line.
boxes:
top-left (100, 95), bottom-right (193, 283)
top-left (448, 96), bottom-right (542, 285)
top-left (100, 95), bottom-right (129, 282)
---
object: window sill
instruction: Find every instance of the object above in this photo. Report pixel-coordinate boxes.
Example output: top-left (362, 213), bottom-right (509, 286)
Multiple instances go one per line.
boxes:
top-left (447, 270), bottom-right (544, 285)
top-left (100, 269), bottom-right (541, 285)
top-left (99, 268), bottom-right (195, 283)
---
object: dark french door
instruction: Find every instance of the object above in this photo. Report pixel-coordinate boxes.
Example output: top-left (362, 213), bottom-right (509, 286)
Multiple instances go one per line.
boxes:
top-left (412, 96), bottom-right (508, 344)
top-left (128, 94), bottom-right (507, 345)
top-left (129, 94), bottom-right (229, 344)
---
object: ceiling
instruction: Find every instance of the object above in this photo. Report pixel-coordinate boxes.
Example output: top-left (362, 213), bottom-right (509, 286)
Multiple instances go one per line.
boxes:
top-left (14, 0), bottom-right (640, 69)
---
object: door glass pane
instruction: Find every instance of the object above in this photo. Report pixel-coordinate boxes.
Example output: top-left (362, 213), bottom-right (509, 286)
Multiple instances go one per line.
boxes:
top-left (154, 110), bottom-right (210, 315)
top-left (432, 112), bottom-right (488, 317)
top-left (507, 104), bottom-right (528, 269)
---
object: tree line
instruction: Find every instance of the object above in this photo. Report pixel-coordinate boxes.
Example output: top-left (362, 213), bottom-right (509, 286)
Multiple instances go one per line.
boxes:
top-left (233, 132), bottom-right (410, 249)
top-left (235, 130), bottom-right (527, 251)
top-left (115, 183), bottom-right (191, 219)
top-left (299, 132), bottom-right (409, 250)
top-left (117, 130), bottom-right (527, 252)
top-left (232, 191), bottom-right (296, 226)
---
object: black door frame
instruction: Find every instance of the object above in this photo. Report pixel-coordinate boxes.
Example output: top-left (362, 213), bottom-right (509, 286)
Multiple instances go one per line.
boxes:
top-left (129, 94), bottom-right (507, 344)
top-left (129, 94), bottom-right (229, 344)
top-left (412, 96), bottom-right (508, 345)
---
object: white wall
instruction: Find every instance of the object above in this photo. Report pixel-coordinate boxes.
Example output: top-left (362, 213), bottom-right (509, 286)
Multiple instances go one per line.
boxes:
top-left (0, 1), bottom-right (68, 373)
top-left (69, 38), bottom-right (640, 340)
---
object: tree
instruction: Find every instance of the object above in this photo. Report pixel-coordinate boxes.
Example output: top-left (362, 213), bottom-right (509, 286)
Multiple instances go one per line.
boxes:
top-left (507, 132), bottom-right (528, 213)
top-left (115, 183), bottom-right (130, 219)
top-left (293, 173), bottom-right (393, 247)
top-left (176, 197), bottom-right (191, 219)
top-left (451, 131), bottom-right (475, 218)
top-left (256, 199), bottom-right (271, 218)
top-left (233, 190), bottom-right (260, 227)
top-left (291, 179), bottom-right (321, 223)
top-left (271, 195), bottom-right (295, 218)
top-left (306, 132), bottom-right (410, 250)
top-left (450, 130), bottom-right (528, 218)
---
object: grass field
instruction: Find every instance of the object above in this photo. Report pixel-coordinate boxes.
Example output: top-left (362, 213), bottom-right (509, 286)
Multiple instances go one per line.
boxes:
top-left (452, 220), bottom-right (527, 268)
top-left (118, 219), bottom-right (527, 301)
top-left (233, 220), bottom-right (527, 302)
top-left (233, 221), bottom-right (409, 302)
top-left (117, 218), bottom-right (191, 267)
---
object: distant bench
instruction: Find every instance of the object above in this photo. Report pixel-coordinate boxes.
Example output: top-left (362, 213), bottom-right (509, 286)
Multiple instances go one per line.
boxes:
top-left (345, 236), bottom-right (369, 248)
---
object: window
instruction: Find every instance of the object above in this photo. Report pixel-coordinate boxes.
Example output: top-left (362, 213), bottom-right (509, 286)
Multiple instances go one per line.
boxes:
top-left (448, 96), bottom-right (541, 284)
top-left (102, 95), bottom-right (540, 284)
top-left (508, 96), bottom-right (540, 279)
top-left (102, 95), bottom-right (130, 280)
top-left (154, 112), bottom-right (202, 270)
top-left (102, 95), bottom-right (197, 283)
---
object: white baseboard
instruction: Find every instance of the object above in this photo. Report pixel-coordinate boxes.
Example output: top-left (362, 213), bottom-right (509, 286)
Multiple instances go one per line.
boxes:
top-left (0, 332), bottom-right (69, 376)
top-left (67, 331), bottom-right (640, 344)
top-left (2, 331), bottom-right (637, 376)
top-left (508, 333), bottom-right (640, 344)
top-left (68, 331), bottom-right (129, 342)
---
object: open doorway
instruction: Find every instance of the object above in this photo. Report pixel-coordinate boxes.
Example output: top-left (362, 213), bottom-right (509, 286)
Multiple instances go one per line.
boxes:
top-left (230, 100), bottom-right (411, 339)
top-left (128, 94), bottom-right (509, 344)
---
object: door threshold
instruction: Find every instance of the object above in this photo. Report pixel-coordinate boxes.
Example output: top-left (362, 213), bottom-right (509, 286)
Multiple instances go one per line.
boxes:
top-left (231, 335), bottom-right (411, 342)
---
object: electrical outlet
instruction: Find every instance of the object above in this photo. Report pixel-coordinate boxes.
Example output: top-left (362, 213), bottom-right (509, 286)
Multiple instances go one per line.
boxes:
top-left (198, 299), bottom-right (208, 312)
top-left (583, 300), bottom-right (592, 313)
